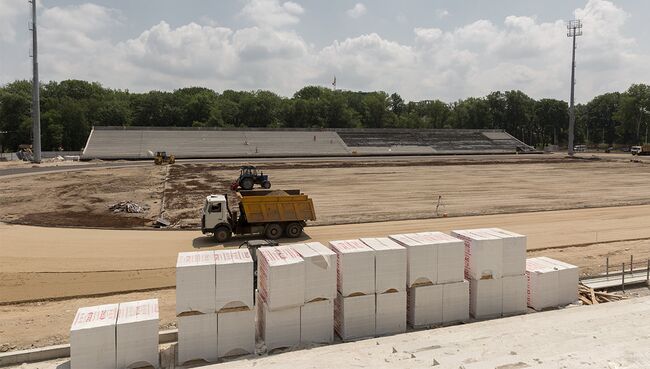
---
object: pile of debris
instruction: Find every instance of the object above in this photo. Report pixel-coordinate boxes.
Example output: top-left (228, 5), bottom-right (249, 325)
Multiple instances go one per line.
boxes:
top-left (579, 283), bottom-right (626, 305)
top-left (109, 201), bottom-right (150, 214)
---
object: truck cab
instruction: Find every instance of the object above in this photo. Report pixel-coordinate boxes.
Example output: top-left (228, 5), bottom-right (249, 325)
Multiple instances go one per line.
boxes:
top-left (201, 195), bottom-right (232, 241)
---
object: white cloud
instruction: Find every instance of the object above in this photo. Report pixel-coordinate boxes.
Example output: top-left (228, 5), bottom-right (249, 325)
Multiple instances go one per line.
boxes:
top-left (346, 3), bottom-right (367, 19)
top-left (21, 0), bottom-right (650, 103)
top-left (436, 9), bottom-right (449, 19)
top-left (0, 0), bottom-right (28, 42)
top-left (241, 0), bottom-right (304, 28)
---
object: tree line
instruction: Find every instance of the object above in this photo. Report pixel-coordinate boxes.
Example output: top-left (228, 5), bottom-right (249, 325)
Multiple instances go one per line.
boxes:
top-left (0, 79), bottom-right (648, 152)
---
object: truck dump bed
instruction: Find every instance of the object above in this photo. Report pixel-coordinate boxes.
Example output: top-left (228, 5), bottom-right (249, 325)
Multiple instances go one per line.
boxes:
top-left (237, 190), bottom-right (316, 224)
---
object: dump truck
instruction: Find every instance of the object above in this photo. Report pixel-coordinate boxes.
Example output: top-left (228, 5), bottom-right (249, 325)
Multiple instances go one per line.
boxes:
top-left (632, 145), bottom-right (650, 156)
top-left (201, 190), bottom-right (316, 242)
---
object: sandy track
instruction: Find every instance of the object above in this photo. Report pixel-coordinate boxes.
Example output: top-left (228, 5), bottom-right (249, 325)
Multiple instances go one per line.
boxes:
top-left (2, 204), bottom-right (650, 303)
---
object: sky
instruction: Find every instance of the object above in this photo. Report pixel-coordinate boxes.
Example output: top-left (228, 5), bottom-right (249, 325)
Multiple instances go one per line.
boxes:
top-left (0, 0), bottom-right (649, 103)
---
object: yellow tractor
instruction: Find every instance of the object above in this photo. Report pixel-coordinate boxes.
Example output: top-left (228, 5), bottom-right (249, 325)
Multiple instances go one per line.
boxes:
top-left (154, 151), bottom-right (175, 165)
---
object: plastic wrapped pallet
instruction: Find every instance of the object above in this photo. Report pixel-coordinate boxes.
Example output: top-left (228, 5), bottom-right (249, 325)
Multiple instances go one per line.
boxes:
top-left (257, 246), bottom-right (305, 310)
top-left (406, 284), bottom-right (443, 328)
top-left (469, 278), bottom-right (502, 319)
top-left (70, 303), bottom-right (119, 369)
top-left (334, 293), bottom-right (375, 340)
top-left (389, 233), bottom-right (438, 286)
top-left (360, 237), bottom-right (407, 293)
top-left (177, 313), bottom-right (218, 365)
top-left (116, 299), bottom-right (159, 369)
top-left (420, 232), bottom-right (465, 284)
top-left (217, 309), bottom-right (255, 358)
top-left (256, 293), bottom-right (301, 351)
top-left (215, 249), bottom-right (254, 311)
top-left (176, 251), bottom-right (216, 315)
top-left (538, 257), bottom-right (579, 305)
top-left (300, 299), bottom-right (334, 344)
top-left (480, 228), bottom-right (526, 277)
top-left (502, 275), bottom-right (527, 316)
top-left (290, 242), bottom-right (337, 302)
top-left (526, 257), bottom-right (560, 310)
top-left (442, 280), bottom-right (469, 324)
top-left (451, 229), bottom-right (503, 280)
top-left (329, 240), bottom-right (375, 296)
top-left (375, 291), bottom-right (407, 336)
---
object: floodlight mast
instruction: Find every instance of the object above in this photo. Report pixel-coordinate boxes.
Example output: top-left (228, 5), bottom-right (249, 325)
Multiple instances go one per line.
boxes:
top-left (30, 0), bottom-right (41, 163)
top-left (567, 19), bottom-right (582, 157)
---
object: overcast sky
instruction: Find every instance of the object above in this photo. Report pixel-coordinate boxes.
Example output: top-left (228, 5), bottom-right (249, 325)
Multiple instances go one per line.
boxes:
top-left (0, 0), bottom-right (648, 102)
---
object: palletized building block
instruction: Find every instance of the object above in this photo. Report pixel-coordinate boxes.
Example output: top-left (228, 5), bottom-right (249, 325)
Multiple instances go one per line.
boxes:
top-left (526, 257), bottom-right (561, 310)
top-left (420, 232), bottom-right (465, 284)
top-left (375, 291), bottom-right (407, 336)
top-left (300, 299), bottom-right (334, 344)
top-left (480, 228), bottom-right (527, 277)
top-left (469, 278), bottom-right (502, 319)
top-left (177, 313), bottom-right (218, 365)
top-left (360, 237), bottom-right (407, 293)
top-left (334, 293), bottom-right (375, 340)
top-left (442, 280), bottom-right (469, 324)
top-left (217, 309), bottom-right (255, 358)
top-left (329, 240), bottom-right (375, 296)
top-left (451, 229), bottom-right (503, 280)
top-left (406, 284), bottom-right (442, 328)
top-left (502, 275), bottom-right (527, 316)
top-left (116, 299), bottom-right (159, 369)
top-left (538, 257), bottom-right (579, 305)
top-left (70, 303), bottom-right (119, 369)
top-left (215, 249), bottom-right (254, 311)
top-left (389, 233), bottom-right (438, 286)
top-left (256, 294), bottom-right (301, 351)
top-left (257, 246), bottom-right (305, 310)
top-left (176, 251), bottom-right (216, 315)
top-left (290, 242), bottom-right (337, 302)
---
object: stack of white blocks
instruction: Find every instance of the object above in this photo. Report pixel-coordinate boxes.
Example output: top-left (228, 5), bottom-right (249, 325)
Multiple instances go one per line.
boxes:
top-left (389, 232), bottom-right (468, 328)
top-left (215, 249), bottom-right (255, 358)
top-left (329, 239), bottom-right (376, 340)
top-left (360, 238), bottom-right (407, 336)
top-left (526, 256), bottom-right (579, 311)
top-left (290, 242), bottom-right (337, 345)
top-left (176, 250), bottom-right (254, 364)
top-left (70, 300), bottom-right (159, 369)
top-left (176, 250), bottom-right (219, 364)
top-left (451, 228), bottom-right (527, 319)
top-left (257, 246), bottom-right (305, 351)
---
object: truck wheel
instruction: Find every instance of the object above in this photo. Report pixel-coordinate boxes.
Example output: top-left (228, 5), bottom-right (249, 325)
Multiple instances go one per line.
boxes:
top-left (265, 223), bottom-right (283, 239)
top-left (213, 227), bottom-right (232, 243)
top-left (262, 180), bottom-right (271, 189)
top-left (285, 222), bottom-right (302, 238)
top-left (241, 178), bottom-right (254, 190)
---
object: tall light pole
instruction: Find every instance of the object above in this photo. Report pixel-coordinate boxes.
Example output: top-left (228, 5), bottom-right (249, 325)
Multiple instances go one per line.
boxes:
top-left (29, 0), bottom-right (41, 163)
top-left (567, 19), bottom-right (582, 156)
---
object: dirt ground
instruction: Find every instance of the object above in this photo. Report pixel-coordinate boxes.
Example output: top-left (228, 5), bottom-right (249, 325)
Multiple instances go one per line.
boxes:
top-left (0, 166), bottom-right (164, 227)
top-left (2, 155), bottom-right (650, 228)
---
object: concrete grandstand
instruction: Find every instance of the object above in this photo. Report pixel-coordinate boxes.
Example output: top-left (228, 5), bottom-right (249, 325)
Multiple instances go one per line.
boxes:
top-left (81, 126), bottom-right (534, 159)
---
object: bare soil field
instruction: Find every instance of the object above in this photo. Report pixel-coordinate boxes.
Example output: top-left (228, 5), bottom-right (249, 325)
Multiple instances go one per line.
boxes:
top-left (2, 155), bottom-right (650, 228)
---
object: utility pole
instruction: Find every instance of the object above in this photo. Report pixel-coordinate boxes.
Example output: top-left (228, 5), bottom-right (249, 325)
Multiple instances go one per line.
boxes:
top-left (30, 0), bottom-right (41, 163)
top-left (566, 19), bottom-right (582, 157)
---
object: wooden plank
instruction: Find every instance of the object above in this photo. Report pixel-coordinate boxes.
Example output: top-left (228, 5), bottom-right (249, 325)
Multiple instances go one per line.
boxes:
top-left (579, 295), bottom-right (592, 305)
top-left (590, 288), bottom-right (599, 305)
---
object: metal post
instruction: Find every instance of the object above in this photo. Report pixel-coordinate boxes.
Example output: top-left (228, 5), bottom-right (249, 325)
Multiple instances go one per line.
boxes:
top-left (30, 0), bottom-right (41, 163)
top-left (621, 263), bottom-right (625, 292)
top-left (606, 257), bottom-right (609, 278)
top-left (631, 255), bottom-right (634, 273)
top-left (566, 20), bottom-right (582, 157)
top-left (646, 259), bottom-right (649, 283)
